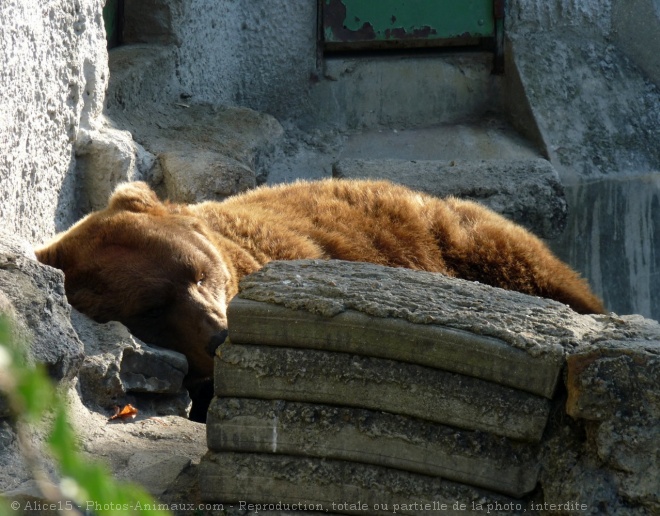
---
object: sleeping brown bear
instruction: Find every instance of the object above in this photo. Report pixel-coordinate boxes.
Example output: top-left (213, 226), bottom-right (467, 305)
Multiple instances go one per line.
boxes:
top-left (35, 179), bottom-right (604, 383)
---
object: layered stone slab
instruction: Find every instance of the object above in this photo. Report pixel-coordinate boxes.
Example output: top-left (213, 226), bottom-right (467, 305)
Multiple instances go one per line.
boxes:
top-left (214, 343), bottom-right (550, 442)
top-left (228, 298), bottom-right (562, 398)
top-left (203, 260), bottom-right (601, 510)
top-left (207, 398), bottom-right (540, 497)
top-left (199, 452), bottom-right (525, 515)
top-left (232, 260), bottom-right (598, 398)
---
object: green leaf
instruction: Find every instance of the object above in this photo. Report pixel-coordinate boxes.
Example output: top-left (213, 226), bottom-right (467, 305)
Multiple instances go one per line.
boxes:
top-left (15, 364), bottom-right (55, 423)
top-left (0, 315), bottom-right (173, 516)
top-left (47, 402), bottom-right (80, 473)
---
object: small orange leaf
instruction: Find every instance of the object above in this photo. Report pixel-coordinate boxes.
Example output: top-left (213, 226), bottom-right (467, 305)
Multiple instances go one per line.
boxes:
top-left (109, 404), bottom-right (139, 421)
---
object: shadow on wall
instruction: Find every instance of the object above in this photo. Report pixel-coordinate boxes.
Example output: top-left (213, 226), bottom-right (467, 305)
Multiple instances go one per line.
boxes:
top-left (54, 155), bottom-right (84, 234)
top-left (555, 174), bottom-right (660, 319)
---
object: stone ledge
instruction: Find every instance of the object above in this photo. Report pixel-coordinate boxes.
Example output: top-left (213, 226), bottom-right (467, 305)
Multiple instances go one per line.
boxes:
top-left (207, 398), bottom-right (539, 497)
top-left (228, 298), bottom-right (562, 398)
top-left (235, 260), bottom-right (602, 359)
top-left (199, 452), bottom-right (524, 515)
top-left (214, 343), bottom-right (550, 442)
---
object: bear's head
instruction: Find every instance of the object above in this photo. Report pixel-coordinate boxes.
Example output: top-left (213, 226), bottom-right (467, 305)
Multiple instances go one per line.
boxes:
top-left (35, 182), bottom-right (234, 381)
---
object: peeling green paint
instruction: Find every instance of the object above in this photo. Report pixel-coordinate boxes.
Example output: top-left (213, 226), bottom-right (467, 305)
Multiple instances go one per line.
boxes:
top-left (323, 0), bottom-right (495, 45)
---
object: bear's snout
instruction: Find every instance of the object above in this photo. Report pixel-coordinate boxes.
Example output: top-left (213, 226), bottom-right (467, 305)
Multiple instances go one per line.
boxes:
top-left (207, 329), bottom-right (229, 357)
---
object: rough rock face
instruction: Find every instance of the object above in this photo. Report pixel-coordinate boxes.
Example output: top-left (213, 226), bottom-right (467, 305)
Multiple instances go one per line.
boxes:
top-left (548, 322), bottom-right (660, 513)
top-left (104, 102), bottom-right (285, 204)
top-left (0, 0), bottom-right (108, 241)
top-left (76, 124), bottom-right (156, 213)
top-left (508, 25), bottom-right (660, 323)
top-left (0, 234), bottom-right (84, 496)
top-left (202, 260), bottom-right (659, 515)
top-left (0, 234), bottom-right (84, 383)
top-left (71, 310), bottom-right (191, 417)
top-left (0, 236), bottom-right (202, 505)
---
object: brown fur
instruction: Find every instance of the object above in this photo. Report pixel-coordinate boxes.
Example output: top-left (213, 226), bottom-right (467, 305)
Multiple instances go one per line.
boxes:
top-left (35, 179), bottom-right (604, 381)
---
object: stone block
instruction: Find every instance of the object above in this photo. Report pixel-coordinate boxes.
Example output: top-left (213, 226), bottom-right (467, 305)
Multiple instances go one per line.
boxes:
top-left (215, 343), bottom-right (550, 442)
top-left (235, 260), bottom-right (596, 362)
top-left (107, 102), bottom-right (284, 196)
top-left (157, 150), bottom-right (255, 203)
top-left (207, 398), bottom-right (539, 497)
top-left (120, 343), bottom-right (188, 395)
top-left (76, 125), bottom-right (155, 213)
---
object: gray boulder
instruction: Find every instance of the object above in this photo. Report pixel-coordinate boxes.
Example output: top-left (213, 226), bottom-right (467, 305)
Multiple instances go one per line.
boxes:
top-left (156, 150), bottom-right (255, 203)
top-left (0, 235), bottom-right (83, 383)
top-left (70, 309), bottom-right (191, 417)
top-left (544, 317), bottom-right (660, 514)
top-left (108, 102), bottom-right (285, 203)
top-left (76, 124), bottom-right (156, 213)
top-left (0, 234), bottom-right (81, 496)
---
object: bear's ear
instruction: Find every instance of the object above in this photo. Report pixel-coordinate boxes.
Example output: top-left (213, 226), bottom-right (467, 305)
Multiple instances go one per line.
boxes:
top-left (108, 182), bottom-right (161, 213)
top-left (34, 237), bottom-right (72, 271)
top-left (35, 240), bottom-right (64, 270)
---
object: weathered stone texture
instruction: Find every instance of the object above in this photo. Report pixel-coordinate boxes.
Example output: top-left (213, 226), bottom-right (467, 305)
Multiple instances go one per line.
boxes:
top-left (0, 239), bottom-right (83, 383)
top-left (0, 238), bottom-right (82, 496)
top-left (200, 452), bottom-right (524, 515)
top-left (558, 334), bottom-right (660, 513)
top-left (0, 0), bottom-right (107, 240)
top-left (76, 125), bottom-right (156, 213)
top-left (235, 260), bottom-right (602, 357)
top-left (204, 260), bottom-right (660, 515)
top-left (508, 26), bottom-right (660, 323)
top-left (105, 102), bottom-right (284, 203)
top-left (506, 0), bottom-right (612, 36)
top-left (71, 309), bottom-right (191, 417)
top-left (215, 342), bottom-right (550, 442)
top-left (207, 398), bottom-right (539, 497)
top-left (228, 299), bottom-right (563, 398)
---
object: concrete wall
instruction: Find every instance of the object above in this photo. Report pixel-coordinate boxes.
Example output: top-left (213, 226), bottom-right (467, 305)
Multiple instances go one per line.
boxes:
top-left (0, 0), bottom-right (107, 242)
top-left (507, 0), bottom-right (612, 36)
top-left (172, 0), bottom-right (318, 123)
top-left (167, 0), bottom-right (501, 130)
top-left (506, 0), bottom-right (660, 321)
top-left (612, 0), bottom-right (660, 87)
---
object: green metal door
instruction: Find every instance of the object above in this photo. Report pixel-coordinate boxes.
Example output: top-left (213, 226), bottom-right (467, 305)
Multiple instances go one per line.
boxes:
top-left (322, 0), bottom-right (502, 52)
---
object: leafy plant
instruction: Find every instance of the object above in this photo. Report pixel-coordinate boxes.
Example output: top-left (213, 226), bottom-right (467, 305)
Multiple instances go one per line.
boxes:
top-left (0, 314), bottom-right (171, 515)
